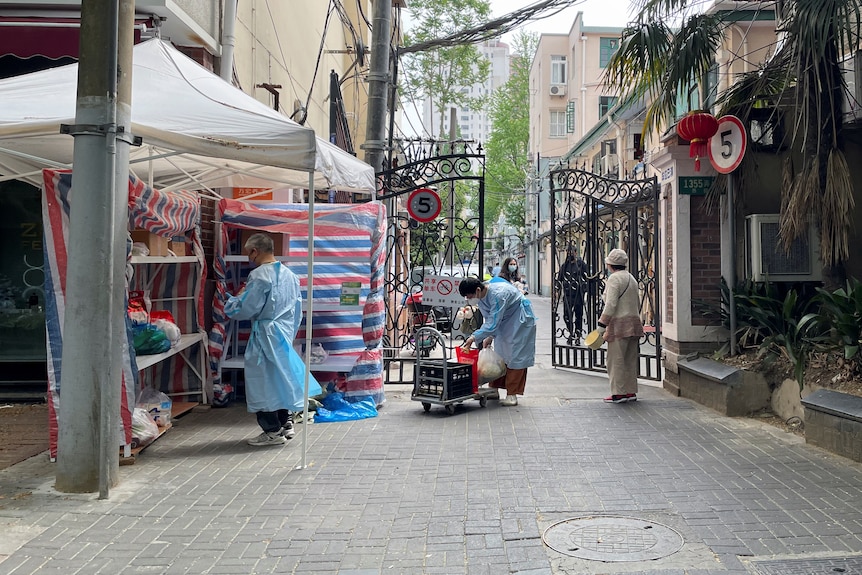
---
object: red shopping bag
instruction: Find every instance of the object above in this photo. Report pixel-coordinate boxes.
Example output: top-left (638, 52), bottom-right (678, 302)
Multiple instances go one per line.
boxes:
top-left (455, 346), bottom-right (480, 393)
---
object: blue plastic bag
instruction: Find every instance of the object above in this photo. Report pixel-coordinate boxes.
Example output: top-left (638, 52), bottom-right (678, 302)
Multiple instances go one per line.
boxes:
top-left (313, 393), bottom-right (378, 423)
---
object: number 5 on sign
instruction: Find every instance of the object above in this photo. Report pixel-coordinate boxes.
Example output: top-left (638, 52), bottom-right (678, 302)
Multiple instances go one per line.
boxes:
top-left (407, 188), bottom-right (442, 223)
top-left (707, 115), bottom-right (747, 174)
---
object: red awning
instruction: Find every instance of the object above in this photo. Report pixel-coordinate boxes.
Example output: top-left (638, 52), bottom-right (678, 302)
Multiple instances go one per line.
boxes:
top-left (0, 17), bottom-right (145, 60)
top-left (0, 18), bottom-right (82, 59)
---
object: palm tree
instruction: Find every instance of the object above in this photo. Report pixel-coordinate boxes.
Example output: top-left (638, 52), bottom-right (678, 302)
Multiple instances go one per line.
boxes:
top-left (605, 0), bottom-right (861, 282)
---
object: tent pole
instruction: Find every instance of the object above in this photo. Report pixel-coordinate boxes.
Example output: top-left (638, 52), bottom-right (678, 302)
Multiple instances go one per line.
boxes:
top-left (300, 173), bottom-right (315, 470)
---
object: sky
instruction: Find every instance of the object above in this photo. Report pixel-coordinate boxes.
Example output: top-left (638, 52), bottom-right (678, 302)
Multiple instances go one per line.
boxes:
top-left (489, 0), bottom-right (633, 40)
top-left (398, 0), bottom-right (633, 137)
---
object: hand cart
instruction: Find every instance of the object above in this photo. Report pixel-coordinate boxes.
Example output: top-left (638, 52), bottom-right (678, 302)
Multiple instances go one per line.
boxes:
top-left (411, 327), bottom-right (498, 414)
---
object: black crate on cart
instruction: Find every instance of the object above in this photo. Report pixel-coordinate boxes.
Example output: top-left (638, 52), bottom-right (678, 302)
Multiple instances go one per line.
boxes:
top-left (414, 360), bottom-right (474, 400)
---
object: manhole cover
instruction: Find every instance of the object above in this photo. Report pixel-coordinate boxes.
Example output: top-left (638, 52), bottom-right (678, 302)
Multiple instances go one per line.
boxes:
top-left (542, 515), bottom-right (684, 562)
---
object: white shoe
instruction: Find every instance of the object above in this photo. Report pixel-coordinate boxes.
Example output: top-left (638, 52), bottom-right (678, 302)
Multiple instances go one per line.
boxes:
top-left (247, 431), bottom-right (287, 447)
top-left (500, 395), bottom-right (518, 406)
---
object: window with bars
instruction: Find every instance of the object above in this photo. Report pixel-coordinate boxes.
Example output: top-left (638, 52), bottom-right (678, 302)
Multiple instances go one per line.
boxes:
top-left (550, 110), bottom-right (567, 137)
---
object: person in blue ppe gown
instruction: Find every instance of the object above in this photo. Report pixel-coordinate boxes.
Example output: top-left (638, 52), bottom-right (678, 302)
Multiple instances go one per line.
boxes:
top-left (225, 233), bottom-right (321, 447)
top-left (458, 277), bottom-right (536, 406)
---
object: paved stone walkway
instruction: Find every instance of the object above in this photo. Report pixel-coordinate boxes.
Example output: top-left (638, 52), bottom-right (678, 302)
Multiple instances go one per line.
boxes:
top-left (1, 296), bottom-right (861, 574)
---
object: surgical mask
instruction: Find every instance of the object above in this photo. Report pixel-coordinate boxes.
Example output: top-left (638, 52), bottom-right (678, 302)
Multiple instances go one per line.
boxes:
top-left (466, 297), bottom-right (479, 306)
top-left (508, 265), bottom-right (517, 272)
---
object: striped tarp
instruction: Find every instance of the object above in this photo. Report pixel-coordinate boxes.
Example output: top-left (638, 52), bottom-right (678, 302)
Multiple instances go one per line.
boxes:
top-left (210, 199), bottom-right (387, 406)
top-left (41, 169), bottom-right (203, 459)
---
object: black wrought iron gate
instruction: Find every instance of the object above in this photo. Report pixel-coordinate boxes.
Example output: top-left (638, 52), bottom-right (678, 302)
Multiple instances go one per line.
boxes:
top-left (375, 140), bottom-right (485, 384)
top-left (550, 169), bottom-right (662, 380)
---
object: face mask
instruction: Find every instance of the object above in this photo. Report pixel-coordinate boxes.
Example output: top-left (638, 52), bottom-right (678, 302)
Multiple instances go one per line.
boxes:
top-left (466, 298), bottom-right (478, 305)
top-left (508, 265), bottom-right (517, 272)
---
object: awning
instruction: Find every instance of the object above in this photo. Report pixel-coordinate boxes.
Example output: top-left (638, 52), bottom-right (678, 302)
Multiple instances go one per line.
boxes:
top-left (0, 18), bottom-right (81, 59)
top-left (0, 17), bottom-right (144, 60)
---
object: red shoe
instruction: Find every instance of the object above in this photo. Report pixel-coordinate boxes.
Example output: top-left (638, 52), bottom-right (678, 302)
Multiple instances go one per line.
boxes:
top-left (624, 394), bottom-right (637, 403)
top-left (603, 395), bottom-right (626, 404)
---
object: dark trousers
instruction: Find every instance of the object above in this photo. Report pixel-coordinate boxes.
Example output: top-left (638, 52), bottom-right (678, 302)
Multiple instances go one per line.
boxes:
top-left (562, 292), bottom-right (584, 337)
top-left (256, 409), bottom-right (291, 433)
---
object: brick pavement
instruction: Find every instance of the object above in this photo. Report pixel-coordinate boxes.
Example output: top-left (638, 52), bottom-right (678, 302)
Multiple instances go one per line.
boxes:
top-left (0, 296), bottom-right (861, 574)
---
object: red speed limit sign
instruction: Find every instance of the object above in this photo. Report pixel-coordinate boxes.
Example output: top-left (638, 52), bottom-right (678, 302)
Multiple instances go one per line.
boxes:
top-left (407, 188), bottom-right (441, 223)
top-left (708, 115), bottom-right (747, 174)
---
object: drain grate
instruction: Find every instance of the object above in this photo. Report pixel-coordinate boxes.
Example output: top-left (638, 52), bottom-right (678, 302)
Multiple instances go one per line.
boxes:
top-left (542, 515), bottom-right (684, 562)
top-left (750, 556), bottom-right (862, 574)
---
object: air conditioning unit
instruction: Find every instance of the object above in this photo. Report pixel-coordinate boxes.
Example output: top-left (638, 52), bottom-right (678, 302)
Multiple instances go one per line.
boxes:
top-left (549, 84), bottom-right (567, 97)
top-left (745, 214), bottom-right (822, 282)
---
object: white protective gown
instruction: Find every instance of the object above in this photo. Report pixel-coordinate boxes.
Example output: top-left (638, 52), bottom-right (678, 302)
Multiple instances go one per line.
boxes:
top-left (225, 262), bottom-right (321, 412)
top-left (473, 280), bottom-right (537, 369)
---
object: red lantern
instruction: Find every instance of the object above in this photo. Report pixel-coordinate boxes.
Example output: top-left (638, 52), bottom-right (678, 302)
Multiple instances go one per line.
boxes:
top-left (676, 111), bottom-right (718, 172)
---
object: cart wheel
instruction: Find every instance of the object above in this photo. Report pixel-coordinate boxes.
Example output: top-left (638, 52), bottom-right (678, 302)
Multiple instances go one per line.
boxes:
top-left (479, 396), bottom-right (487, 407)
top-left (422, 402), bottom-right (431, 412)
top-left (445, 404), bottom-right (455, 415)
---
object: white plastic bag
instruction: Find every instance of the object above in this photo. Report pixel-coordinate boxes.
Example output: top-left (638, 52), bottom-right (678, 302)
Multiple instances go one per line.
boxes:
top-left (130, 408), bottom-right (160, 449)
top-left (477, 347), bottom-right (507, 380)
top-left (136, 387), bottom-right (173, 428)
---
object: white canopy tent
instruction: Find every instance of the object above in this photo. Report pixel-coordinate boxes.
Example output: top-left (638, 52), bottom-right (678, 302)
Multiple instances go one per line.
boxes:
top-left (0, 38), bottom-right (376, 194)
top-left (0, 38), bottom-right (378, 468)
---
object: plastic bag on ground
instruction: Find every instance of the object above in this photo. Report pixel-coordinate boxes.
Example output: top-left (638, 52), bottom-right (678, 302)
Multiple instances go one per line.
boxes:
top-left (136, 387), bottom-right (173, 428)
top-left (477, 347), bottom-right (507, 381)
top-left (130, 407), bottom-right (160, 449)
top-left (313, 393), bottom-right (378, 423)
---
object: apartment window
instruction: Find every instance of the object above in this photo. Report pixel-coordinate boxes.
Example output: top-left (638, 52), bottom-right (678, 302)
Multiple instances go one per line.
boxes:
top-left (550, 110), bottom-right (567, 138)
top-left (599, 37), bottom-right (620, 68)
top-left (599, 96), bottom-right (618, 117)
top-left (551, 55), bottom-right (567, 85)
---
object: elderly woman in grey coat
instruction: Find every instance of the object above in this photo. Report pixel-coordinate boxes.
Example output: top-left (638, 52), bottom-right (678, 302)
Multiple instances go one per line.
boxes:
top-left (597, 249), bottom-right (644, 403)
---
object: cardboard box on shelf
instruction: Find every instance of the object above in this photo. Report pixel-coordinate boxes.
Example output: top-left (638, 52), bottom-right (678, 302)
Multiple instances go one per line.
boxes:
top-left (169, 236), bottom-right (188, 256)
top-left (239, 229), bottom-right (289, 256)
top-left (130, 229), bottom-right (169, 257)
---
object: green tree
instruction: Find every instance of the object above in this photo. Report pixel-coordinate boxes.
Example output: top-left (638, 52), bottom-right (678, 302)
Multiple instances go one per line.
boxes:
top-left (484, 31), bottom-right (537, 232)
top-left (604, 0), bottom-right (860, 279)
top-left (401, 0), bottom-right (492, 137)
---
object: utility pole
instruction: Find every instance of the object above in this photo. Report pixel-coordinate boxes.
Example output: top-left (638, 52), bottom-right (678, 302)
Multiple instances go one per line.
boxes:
top-left (56, 0), bottom-right (135, 495)
top-left (364, 0), bottom-right (392, 174)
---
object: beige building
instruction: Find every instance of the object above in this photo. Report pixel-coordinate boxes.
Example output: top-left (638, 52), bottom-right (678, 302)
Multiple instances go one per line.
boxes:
top-left (526, 15), bottom-right (624, 295)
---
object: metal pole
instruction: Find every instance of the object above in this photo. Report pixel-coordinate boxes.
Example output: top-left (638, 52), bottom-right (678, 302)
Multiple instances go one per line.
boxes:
top-left (448, 108), bottom-right (456, 269)
top-left (56, 0), bottom-right (125, 493)
top-left (728, 174), bottom-right (738, 355)
top-left (100, 0), bottom-right (135, 499)
top-left (363, 0), bottom-right (392, 173)
top-left (301, 175), bottom-right (315, 470)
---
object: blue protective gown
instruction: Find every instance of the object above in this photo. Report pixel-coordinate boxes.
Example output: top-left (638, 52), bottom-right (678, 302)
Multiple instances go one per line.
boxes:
top-left (225, 262), bottom-right (321, 412)
top-left (472, 280), bottom-right (536, 369)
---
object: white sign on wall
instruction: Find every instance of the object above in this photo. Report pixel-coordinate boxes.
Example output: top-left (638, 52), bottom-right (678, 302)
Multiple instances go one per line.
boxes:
top-left (421, 274), bottom-right (465, 307)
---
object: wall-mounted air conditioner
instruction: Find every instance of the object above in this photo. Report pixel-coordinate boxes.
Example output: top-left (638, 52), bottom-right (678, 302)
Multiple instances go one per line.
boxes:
top-left (549, 84), bottom-right (567, 97)
top-left (745, 214), bottom-right (822, 282)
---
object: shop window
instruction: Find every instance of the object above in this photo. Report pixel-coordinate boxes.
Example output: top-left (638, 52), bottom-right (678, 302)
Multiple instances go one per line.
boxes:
top-left (0, 181), bottom-right (46, 361)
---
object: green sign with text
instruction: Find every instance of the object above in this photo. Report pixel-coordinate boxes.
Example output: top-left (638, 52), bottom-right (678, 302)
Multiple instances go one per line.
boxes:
top-left (678, 176), bottom-right (714, 195)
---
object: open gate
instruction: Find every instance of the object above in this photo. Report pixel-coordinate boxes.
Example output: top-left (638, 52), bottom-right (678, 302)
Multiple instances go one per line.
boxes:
top-left (549, 169), bottom-right (662, 380)
top-left (375, 140), bottom-right (485, 384)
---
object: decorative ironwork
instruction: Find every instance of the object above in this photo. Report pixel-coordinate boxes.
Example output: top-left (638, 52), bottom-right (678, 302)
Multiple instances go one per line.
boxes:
top-left (377, 139), bottom-right (486, 384)
top-left (550, 169), bottom-right (662, 380)
top-left (377, 139), bottom-right (484, 200)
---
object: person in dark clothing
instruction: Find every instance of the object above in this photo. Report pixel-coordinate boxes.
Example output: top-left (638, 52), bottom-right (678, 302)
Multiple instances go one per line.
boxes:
top-left (557, 247), bottom-right (588, 344)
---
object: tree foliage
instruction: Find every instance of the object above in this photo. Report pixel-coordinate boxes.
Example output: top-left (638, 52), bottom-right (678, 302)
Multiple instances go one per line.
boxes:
top-left (483, 31), bottom-right (537, 232)
top-left (401, 0), bottom-right (492, 136)
top-left (604, 0), bottom-right (861, 274)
